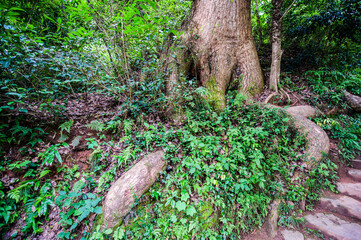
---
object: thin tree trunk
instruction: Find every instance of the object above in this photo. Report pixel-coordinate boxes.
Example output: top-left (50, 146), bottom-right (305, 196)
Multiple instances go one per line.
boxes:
top-left (254, 0), bottom-right (263, 50)
top-left (269, 0), bottom-right (283, 92)
top-left (269, 0), bottom-right (296, 92)
top-left (168, 0), bottom-right (264, 112)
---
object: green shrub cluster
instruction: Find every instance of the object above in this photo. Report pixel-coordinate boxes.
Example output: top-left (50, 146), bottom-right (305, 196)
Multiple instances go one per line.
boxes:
top-left (113, 102), bottom-right (336, 239)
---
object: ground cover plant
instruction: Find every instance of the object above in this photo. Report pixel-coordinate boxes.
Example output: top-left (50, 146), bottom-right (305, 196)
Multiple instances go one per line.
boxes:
top-left (113, 100), bottom-right (338, 239)
top-left (0, 0), bottom-right (359, 239)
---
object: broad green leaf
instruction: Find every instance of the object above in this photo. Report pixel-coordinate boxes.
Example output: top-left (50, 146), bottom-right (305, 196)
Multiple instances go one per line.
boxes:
top-left (175, 201), bottom-right (187, 211)
top-left (93, 206), bottom-right (102, 214)
top-left (186, 206), bottom-right (197, 217)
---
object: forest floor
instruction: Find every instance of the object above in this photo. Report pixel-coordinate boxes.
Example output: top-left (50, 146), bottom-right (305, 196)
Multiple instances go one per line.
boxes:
top-left (3, 76), bottom-right (360, 240)
top-left (247, 82), bottom-right (361, 239)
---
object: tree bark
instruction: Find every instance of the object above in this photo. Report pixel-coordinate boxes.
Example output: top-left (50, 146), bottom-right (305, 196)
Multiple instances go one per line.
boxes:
top-left (167, 0), bottom-right (264, 112)
top-left (269, 0), bottom-right (296, 92)
top-left (269, 0), bottom-right (283, 92)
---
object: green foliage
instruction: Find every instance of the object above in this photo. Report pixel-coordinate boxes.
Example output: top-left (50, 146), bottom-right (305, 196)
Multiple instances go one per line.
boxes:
top-left (39, 142), bottom-right (69, 166)
top-left (23, 181), bottom-right (55, 234)
top-left (56, 178), bottom-right (103, 239)
top-left (59, 120), bottom-right (74, 137)
top-left (278, 214), bottom-right (304, 228)
top-left (283, 0), bottom-right (361, 70)
top-left (86, 138), bottom-right (99, 150)
top-left (5, 176), bottom-right (55, 234)
top-left (86, 120), bottom-right (105, 132)
top-left (305, 68), bottom-right (361, 108)
top-left (121, 103), bottom-right (312, 238)
top-left (306, 159), bottom-right (338, 207)
top-left (0, 0), bottom-right (351, 238)
top-left (316, 115), bottom-right (361, 161)
top-left (88, 225), bottom-right (114, 240)
top-left (0, 182), bottom-right (18, 230)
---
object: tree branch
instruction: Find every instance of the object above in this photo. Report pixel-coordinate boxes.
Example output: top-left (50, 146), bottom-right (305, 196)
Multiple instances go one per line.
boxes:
top-left (280, 0), bottom-right (297, 21)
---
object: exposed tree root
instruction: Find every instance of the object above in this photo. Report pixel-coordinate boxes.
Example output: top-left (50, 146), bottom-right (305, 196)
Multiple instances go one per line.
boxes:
top-left (264, 88), bottom-right (292, 105)
top-left (280, 88), bottom-right (291, 103)
top-left (264, 92), bottom-right (277, 104)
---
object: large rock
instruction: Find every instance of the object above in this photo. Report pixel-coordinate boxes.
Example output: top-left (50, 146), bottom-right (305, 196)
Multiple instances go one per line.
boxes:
top-left (292, 114), bottom-right (330, 169)
top-left (320, 195), bottom-right (361, 220)
top-left (285, 105), bottom-right (322, 118)
top-left (344, 91), bottom-right (361, 112)
top-left (305, 213), bottom-right (361, 240)
top-left (103, 151), bottom-right (166, 228)
top-left (337, 183), bottom-right (361, 200)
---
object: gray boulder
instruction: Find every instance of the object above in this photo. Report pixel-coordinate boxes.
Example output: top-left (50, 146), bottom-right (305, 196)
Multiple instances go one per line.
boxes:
top-left (292, 114), bottom-right (330, 169)
top-left (344, 91), bottom-right (361, 112)
top-left (320, 195), bottom-right (361, 220)
top-left (103, 151), bottom-right (166, 228)
top-left (305, 213), bottom-right (361, 240)
top-left (285, 105), bottom-right (322, 118)
top-left (337, 183), bottom-right (361, 200)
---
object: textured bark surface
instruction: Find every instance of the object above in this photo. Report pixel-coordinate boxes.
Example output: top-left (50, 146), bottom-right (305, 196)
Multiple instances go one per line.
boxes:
top-left (285, 105), bottom-right (322, 118)
top-left (269, 0), bottom-right (283, 92)
top-left (168, 0), bottom-right (264, 111)
top-left (102, 151), bottom-right (166, 228)
top-left (268, 104), bottom-right (330, 169)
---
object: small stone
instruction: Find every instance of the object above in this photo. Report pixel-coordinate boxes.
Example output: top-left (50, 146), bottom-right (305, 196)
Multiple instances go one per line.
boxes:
top-left (281, 229), bottom-right (304, 240)
top-left (321, 195), bottom-right (361, 220)
top-left (348, 169), bottom-right (361, 182)
top-left (337, 183), bottom-right (361, 200)
top-left (305, 213), bottom-right (361, 240)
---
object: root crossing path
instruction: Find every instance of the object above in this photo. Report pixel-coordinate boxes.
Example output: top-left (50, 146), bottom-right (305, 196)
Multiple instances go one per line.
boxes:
top-left (275, 105), bottom-right (361, 240)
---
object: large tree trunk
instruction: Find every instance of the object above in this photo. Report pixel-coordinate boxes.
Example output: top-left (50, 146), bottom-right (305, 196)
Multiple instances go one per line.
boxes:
top-left (269, 0), bottom-right (283, 93)
top-left (167, 0), bottom-right (264, 112)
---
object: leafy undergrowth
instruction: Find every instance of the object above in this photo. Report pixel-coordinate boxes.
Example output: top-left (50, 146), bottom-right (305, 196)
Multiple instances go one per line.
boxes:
top-left (0, 96), bottom-right (338, 239)
top-left (306, 68), bottom-right (361, 108)
top-left (277, 70), bottom-right (361, 162)
top-left (272, 68), bottom-right (361, 113)
top-left (315, 113), bottom-right (361, 162)
top-left (102, 102), bottom-right (337, 239)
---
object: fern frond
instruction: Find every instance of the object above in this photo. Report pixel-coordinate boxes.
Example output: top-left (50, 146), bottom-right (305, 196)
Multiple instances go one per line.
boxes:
top-left (113, 145), bottom-right (133, 168)
top-left (59, 120), bottom-right (74, 136)
top-left (123, 119), bottom-right (133, 135)
top-left (7, 189), bottom-right (20, 203)
top-left (86, 120), bottom-right (104, 132)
